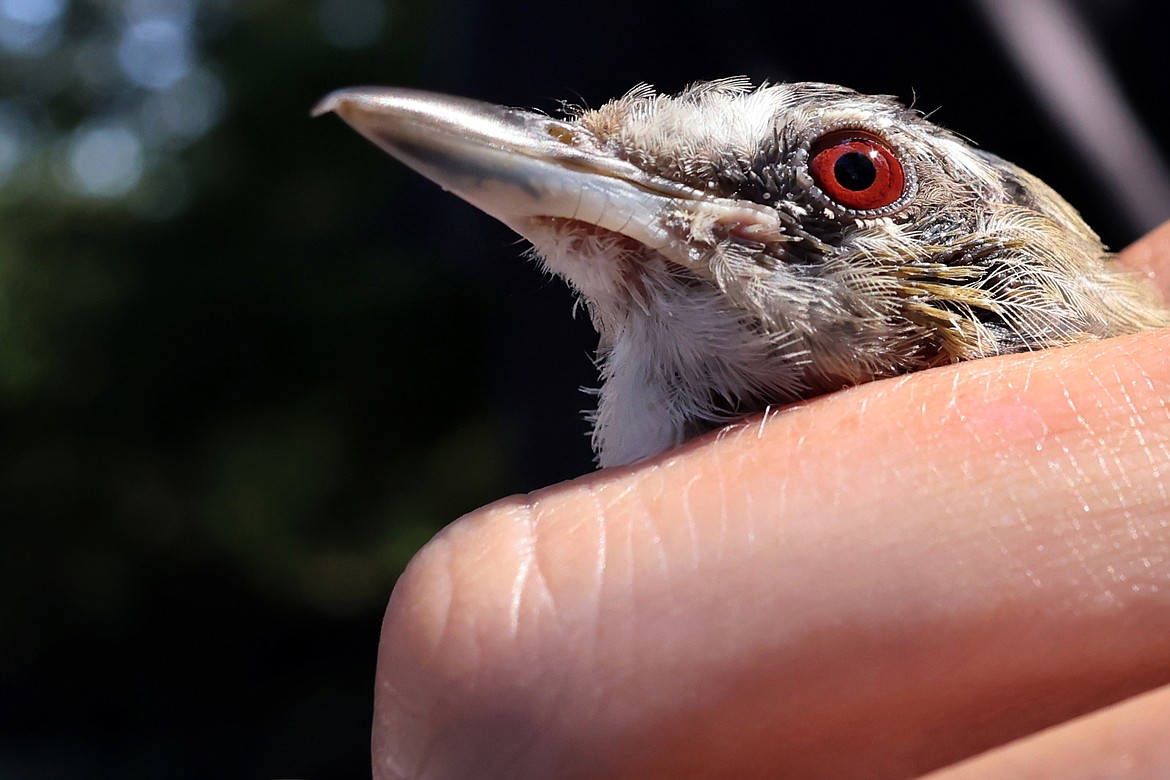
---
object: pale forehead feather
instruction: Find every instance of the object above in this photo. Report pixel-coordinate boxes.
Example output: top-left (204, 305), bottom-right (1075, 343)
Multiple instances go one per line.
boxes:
top-left (604, 82), bottom-right (784, 157)
top-left (588, 81), bottom-right (921, 159)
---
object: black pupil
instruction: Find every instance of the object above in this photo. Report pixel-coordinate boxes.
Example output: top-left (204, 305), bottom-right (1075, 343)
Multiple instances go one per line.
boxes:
top-left (833, 151), bottom-right (876, 191)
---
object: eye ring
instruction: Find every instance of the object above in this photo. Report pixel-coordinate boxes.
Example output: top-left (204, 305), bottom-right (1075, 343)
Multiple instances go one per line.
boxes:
top-left (809, 130), bottom-right (906, 211)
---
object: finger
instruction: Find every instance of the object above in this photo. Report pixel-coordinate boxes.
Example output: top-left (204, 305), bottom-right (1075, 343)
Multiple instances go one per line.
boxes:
top-left (920, 683), bottom-right (1170, 780)
top-left (1118, 218), bottom-right (1170, 297)
top-left (374, 329), bottom-right (1170, 780)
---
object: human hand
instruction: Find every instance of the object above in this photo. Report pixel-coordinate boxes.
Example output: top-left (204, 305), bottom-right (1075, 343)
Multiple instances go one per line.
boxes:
top-left (372, 221), bottom-right (1170, 779)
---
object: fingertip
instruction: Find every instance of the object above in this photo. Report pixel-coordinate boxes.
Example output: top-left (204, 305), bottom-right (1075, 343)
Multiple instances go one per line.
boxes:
top-left (374, 489), bottom-right (638, 779)
top-left (373, 495), bottom-right (546, 779)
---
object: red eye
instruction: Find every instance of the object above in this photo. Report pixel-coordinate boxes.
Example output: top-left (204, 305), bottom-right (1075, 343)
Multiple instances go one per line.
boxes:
top-left (809, 130), bottom-right (905, 211)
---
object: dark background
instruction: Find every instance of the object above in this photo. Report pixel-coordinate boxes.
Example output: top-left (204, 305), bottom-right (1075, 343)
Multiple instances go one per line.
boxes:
top-left (1, 0), bottom-right (1166, 776)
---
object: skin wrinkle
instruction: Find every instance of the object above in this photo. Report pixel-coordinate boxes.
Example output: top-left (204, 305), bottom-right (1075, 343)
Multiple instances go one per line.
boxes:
top-left (644, 478), bottom-right (703, 663)
top-left (946, 338), bottom-right (1169, 616)
top-left (603, 463), bottom-right (669, 701)
top-left (679, 471), bottom-right (704, 571)
top-left (756, 404), bottom-right (774, 439)
top-left (427, 534), bottom-right (458, 662)
top-left (721, 422), bottom-right (767, 551)
top-left (1131, 366), bottom-right (1170, 507)
top-left (509, 527), bottom-right (536, 640)
top-left (1076, 432), bottom-right (1160, 603)
top-left (511, 501), bottom-right (561, 643)
top-left (473, 504), bottom-right (568, 775)
top-left (516, 501), bottom-right (607, 774)
top-left (1120, 368), bottom-right (1169, 507)
top-left (601, 476), bottom-right (642, 678)
top-left (544, 495), bottom-right (597, 621)
top-left (710, 443), bottom-right (731, 565)
top-left (530, 480), bottom-right (611, 734)
top-left (1110, 367), bottom-right (1168, 516)
top-left (1019, 357), bottom-right (1037, 395)
top-left (376, 531), bottom-right (459, 779)
top-left (641, 482), bottom-right (671, 578)
top-left (600, 480), bottom-right (639, 511)
top-left (585, 485), bottom-right (608, 696)
top-left (374, 654), bottom-right (430, 779)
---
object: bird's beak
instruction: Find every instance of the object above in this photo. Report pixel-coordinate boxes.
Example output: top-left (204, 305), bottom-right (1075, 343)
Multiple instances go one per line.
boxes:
top-left (312, 88), bottom-right (786, 267)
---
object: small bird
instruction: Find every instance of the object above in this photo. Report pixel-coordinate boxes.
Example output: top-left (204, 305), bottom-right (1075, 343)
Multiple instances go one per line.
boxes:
top-left (315, 79), bottom-right (1169, 467)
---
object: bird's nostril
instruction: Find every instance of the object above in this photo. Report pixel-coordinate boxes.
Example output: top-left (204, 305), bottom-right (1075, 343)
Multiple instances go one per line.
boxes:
top-left (547, 124), bottom-right (577, 146)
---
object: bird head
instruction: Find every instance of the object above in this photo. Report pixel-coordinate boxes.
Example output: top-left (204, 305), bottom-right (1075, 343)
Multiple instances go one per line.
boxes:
top-left (315, 79), bottom-right (1167, 467)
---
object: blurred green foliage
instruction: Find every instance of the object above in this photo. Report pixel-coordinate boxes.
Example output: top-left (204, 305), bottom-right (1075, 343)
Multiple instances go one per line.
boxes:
top-left (0, 0), bottom-right (522, 775)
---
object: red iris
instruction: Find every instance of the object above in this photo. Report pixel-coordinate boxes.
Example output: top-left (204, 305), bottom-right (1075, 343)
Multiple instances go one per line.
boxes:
top-left (809, 130), bottom-right (905, 211)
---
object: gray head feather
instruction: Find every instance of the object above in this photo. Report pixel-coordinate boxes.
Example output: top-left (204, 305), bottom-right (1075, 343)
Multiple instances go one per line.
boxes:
top-left (317, 79), bottom-right (1169, 466)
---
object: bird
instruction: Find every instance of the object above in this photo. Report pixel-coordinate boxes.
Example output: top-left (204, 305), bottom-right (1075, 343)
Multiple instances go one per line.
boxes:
top-left (314, 78), bottom-right (1170, 468)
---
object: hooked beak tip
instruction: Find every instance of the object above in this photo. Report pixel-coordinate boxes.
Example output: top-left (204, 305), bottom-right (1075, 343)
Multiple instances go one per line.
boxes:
top-left (311, 89), bottom-right (367, 119)
top-left (310, 93), bottom-right (339, 118)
